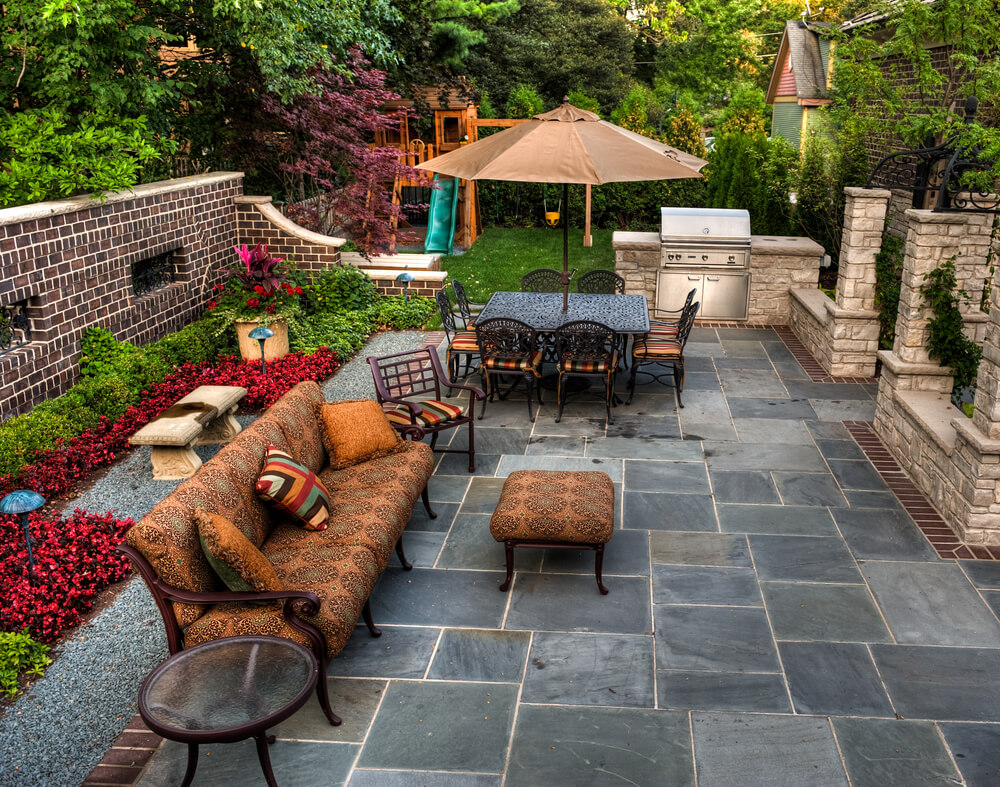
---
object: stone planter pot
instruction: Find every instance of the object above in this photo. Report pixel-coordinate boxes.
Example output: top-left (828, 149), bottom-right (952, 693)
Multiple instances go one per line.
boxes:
top-left (235, 318), bottom-right (289, 363)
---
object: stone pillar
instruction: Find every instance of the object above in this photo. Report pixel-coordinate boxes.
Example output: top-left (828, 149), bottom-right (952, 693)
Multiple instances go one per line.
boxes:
top-left (973, 263), bottom-right (1000, 439)
top-left (836, 187), bottom-right (891, 312)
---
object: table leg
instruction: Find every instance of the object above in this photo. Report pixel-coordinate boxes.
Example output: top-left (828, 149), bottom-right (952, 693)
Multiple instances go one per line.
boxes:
top-left (254, 733), bottom-right (279, 787)
top-left (198, 405), bottom-right (243, 444)
top-left (180, 742), bottom-right (199, 787)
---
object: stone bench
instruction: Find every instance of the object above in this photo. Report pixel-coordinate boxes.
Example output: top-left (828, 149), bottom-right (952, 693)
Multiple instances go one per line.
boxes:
top-left (130, 385), bottom-right (247, 480)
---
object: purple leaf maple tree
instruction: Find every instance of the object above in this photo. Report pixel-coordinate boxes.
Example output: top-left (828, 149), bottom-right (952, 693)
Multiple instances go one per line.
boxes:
top-left (261, 48), bottom-right (431, 257)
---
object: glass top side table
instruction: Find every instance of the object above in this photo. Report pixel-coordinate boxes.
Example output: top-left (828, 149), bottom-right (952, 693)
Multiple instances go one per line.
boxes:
top-left (139, 636), bottom-right (320, 786)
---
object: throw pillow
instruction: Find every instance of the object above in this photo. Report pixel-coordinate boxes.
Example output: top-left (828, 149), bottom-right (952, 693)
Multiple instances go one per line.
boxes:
top-left (314, 399), bottom-right (403, 470)
top-left (255, 445), bottom-right (332, 531)
top-left (194, 508), bottom-right (284, 593)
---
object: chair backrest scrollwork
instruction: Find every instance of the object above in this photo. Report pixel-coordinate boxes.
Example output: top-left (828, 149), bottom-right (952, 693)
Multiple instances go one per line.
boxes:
top-left (521, 268), bottom-right (563, 293)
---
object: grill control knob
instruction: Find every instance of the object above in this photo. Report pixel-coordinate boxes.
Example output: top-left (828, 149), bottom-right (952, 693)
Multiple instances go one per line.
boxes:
top-left (728, 255), bottom-right (735, 262)
top-left (702, 254), bottom-right (708, 261)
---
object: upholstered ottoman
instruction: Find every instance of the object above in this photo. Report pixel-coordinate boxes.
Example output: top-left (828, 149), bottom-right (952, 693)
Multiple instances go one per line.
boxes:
top-left (489, 470), bottom-right (615, 595)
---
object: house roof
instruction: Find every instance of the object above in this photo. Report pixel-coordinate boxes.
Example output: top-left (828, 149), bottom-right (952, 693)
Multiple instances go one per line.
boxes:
top-left (765, 20), bottom-right (831, 104)
top-left (840, 0), bottom-right (936, 32)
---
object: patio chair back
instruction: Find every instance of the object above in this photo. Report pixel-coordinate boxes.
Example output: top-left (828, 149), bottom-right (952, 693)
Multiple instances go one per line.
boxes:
top-left (452, 280), bottom-right (481, 329)
top-left (555, 320), bottom-right (617, 363)
top-left (521, 268), bottom-right (563, 293)
top-left (650, 287), bottom-right (697, 325)
top-left (476, 317), bottom-right (539, 360)
top-left (577, 269), bottom-right (625, 294)
top-left (676, 299), bottom-right (700, 346)
top-left (435, 288), bottom-right (461, 337)
top-left (368, 345), bottom-right (443, 404)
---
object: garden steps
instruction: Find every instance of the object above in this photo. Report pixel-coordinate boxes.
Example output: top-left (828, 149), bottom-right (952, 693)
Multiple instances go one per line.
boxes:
top-left (341, 252), bottom-right (442, 272)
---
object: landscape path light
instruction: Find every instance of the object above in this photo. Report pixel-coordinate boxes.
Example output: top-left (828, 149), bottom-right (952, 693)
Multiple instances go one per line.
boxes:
top-left (248, 325), bottom-right (274, 375)
top-left (0, 489), bottom-right (46, 578)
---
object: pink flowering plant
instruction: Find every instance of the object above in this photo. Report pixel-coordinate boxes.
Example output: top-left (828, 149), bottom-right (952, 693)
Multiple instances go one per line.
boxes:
top-left (207, 244), bottom-right (305, 324)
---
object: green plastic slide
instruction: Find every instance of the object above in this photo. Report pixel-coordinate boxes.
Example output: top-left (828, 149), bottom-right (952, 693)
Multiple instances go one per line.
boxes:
top-left (424, 174), bottom-right (459, 255)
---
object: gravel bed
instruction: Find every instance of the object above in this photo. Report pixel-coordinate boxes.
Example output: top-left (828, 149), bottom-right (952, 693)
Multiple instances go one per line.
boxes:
top-left (0, 331), bottom-right (428, 786)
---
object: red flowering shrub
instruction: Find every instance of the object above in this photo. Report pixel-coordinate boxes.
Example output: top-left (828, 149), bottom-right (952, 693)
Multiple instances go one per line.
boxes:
top-left (0, 509), bottom-right (133, 642)
top-left (0, 348), bottom-right (341, 501)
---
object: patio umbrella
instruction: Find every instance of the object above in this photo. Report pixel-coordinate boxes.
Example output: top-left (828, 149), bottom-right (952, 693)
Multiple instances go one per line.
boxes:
top-left (417, 100), bottom-right (709, 310)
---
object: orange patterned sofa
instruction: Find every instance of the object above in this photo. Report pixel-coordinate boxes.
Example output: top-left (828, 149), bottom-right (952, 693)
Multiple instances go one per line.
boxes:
top-left (120, 380), bottom-right (435, 722)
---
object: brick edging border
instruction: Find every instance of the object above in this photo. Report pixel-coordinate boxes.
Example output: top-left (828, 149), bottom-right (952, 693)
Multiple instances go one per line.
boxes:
top-left (82, 714), bottom-right (161, 786)
top-left (844, 420), bottom-right (999, 561)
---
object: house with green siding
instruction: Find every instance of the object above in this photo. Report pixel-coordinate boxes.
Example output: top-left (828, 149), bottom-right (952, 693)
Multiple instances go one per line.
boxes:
top-left (765, 20), bottom-right (832, 150)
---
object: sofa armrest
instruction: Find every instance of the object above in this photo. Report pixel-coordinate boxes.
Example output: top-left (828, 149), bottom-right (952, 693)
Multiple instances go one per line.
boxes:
top-left (118, 543), bottom-right (327, 659)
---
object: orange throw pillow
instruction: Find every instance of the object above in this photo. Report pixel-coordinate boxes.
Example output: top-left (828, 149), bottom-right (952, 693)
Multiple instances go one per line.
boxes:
top-left (315, 399), bottom-right (403, 470)
top-left (194, 509), bottom-right (284, 594)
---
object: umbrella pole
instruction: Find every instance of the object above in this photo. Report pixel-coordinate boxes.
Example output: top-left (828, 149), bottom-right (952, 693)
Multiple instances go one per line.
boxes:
top-left (562, 182), bottom-right (569, 311)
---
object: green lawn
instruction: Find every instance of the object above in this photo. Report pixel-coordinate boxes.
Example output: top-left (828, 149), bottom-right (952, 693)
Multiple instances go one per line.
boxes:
top-left (439, 227), bottom-right (616, 303)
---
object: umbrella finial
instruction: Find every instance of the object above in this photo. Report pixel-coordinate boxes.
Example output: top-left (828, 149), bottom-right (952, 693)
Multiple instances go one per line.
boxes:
top-left (562, 95), bottom-right (570, 104)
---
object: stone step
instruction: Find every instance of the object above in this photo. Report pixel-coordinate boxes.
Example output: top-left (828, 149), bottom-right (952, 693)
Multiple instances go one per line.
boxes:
top-left (341, 252), bottom-right (441, 272)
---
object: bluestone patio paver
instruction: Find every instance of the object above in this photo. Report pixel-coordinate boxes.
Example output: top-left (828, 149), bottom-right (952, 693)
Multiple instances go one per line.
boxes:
top-left (127, 326), bottom-right (1000, 785)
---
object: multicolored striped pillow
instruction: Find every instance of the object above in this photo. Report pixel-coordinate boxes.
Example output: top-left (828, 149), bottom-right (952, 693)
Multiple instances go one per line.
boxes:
top-left (255, 445), bottom-right (331, 531)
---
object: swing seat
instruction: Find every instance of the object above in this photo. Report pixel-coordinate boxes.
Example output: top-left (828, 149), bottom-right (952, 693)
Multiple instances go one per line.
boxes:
top-left (545, 211), bottom-right (560, 227)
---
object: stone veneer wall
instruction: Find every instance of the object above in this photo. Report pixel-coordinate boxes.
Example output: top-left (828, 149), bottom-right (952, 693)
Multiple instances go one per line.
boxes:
top-left (613, 232), bottom-right (823, 324)
top-left (0, 173), bottom-right (244, 418)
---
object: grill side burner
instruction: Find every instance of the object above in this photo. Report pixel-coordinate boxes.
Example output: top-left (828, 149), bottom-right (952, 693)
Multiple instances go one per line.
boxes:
top-left (658, 208), bottom-right (752, 320)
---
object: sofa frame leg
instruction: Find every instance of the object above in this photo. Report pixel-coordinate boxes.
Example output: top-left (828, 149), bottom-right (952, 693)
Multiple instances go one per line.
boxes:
top-left (362, 599), bottom-right (382, 638)
top-left (395, 536), bottom-right (413, 570)
top-left (421, 484), bottom-right (438, 519)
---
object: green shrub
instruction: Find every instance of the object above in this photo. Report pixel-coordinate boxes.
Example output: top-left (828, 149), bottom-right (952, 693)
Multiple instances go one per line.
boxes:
top-left (369, 295), bottom-right (435, 330)
top-left (0, 630), bottom-right (51, 698)
top-left (148, 323), bottom-right (217, 368)
top-left (302, 265), bottom-right (378, 314)
top-left (506, 84), bottom-right (545, 118)
top-left (79, 327), bottom-right (137, 378)
top-left (289, 312), bottom-right (374, 357)
top-left (0, 410), bottom-right (78, 477)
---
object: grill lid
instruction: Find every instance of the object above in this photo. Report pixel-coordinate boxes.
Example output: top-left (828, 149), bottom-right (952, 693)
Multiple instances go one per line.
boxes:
top-left (660, 207), bottom-right (751, 244)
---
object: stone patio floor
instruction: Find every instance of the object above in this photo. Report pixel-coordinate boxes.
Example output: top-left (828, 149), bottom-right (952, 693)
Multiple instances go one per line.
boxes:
top-left (132, 326), bottom-right (1000, 786)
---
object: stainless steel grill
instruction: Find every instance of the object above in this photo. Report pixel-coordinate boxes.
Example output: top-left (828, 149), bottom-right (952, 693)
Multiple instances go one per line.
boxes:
top-left (657, 207), bottom-right (752, 320)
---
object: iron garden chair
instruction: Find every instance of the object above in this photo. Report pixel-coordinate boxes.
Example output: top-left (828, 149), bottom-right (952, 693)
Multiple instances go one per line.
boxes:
top-left (576, 269), bottom-right (626, 294)
top-left (475, 317), bottom-right (544, 422)
top-left (553, 320), bottom-right (618, 424)
top-left (521, 268), bottom-right (564, 293)
top-left (435, 288), bottom-right (479, 382)
top-left (627, 300), bottom-right (700, 407)
top-left (452, 280), bottom-right (485, 330)
top-left (368, 345), bottom-right (485, 473)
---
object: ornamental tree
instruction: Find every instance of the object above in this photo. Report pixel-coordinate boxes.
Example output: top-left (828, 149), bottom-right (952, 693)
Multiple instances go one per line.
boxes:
top-left (259, 49), bottom-right (432, 257)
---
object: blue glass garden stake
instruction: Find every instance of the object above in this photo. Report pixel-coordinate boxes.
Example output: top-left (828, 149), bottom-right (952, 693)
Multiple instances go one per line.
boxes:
top-left (0, 490), bottom-right (46, 577)
top-left (396, 271), bottom-right (415, 304)
top-left (248, 325), bottom-right (274, 376)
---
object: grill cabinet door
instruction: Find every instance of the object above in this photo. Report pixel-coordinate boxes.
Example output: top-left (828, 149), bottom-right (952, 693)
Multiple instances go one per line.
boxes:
top-left (656, 271), bottom-right (704, 311)
top-left (701, 273), bottom-right (750, 320)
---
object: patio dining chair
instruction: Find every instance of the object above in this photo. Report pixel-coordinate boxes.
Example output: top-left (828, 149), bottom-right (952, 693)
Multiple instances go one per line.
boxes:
top-left (626, 300), bottom-right (700, 407)
top-left (452, 280), bottom-right (485, 330)
top-left (475, 317), bottom-right (544, 422)
top-left (577, 269), bottom-right (625, 294)
top-left (647, 287), bottom-right (697, 339)
top-left (553, 320), bottom-right (618, 424)
top-left (368, 345), bottom-right (485, 472)
top-left (435, 288), bottom-right (479, 382)
top-left (521, 268), bottom-right (563, 293)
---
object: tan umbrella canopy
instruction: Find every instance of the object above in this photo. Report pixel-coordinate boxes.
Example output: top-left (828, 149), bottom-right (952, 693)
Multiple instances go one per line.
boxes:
top-left (418, 100), bottom-right (708, 309)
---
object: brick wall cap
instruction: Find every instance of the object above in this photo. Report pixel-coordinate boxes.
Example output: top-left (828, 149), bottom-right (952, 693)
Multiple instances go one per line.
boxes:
top-left (611, 231), bottom-right (659, 250)
top-left (751, 235), bottom-right (824, 256)
top-left (234, 195), bottom-right (273, 205)
top-left (845, 186), bottom-right (892, 199)
top-left (251, 201), bottom-right (346, 247)
top-left (894, 388), bottom-right (959, 456)
top-left (367, 269), bottom-right (448, 282)
top-left (0, 173), bottom-right (244, 227)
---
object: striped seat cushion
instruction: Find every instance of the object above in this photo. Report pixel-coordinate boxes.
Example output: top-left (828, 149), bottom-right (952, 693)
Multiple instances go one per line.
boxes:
top-left (449, 331), bottom-right (479, 352)
top-left (383, 399), bottom-right (465, 427)
top-left (648, 323), bottom-right (680, 338)
top-left (255, 445), bottom-right (332, 531)
top-left (633, 339), bottom-right (683, 359)
top-left (483, 350), bottom-right (543, 372)
top-left (559, 356), bottom-right (614, 374)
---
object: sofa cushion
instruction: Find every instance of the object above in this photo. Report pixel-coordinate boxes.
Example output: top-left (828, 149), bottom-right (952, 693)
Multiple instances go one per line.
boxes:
top-left (183, 540), bottom-right (381, 658)
top-left (195, 509), bottom-right (284, 593)
top-left (315, 400), bottom-right (403, 470)
top-left (266, 380), bottom-right (328, 474)
top-left (318, 440), bottom-right (434, 567)
top-left (256, 445), bottom-right (331, 531)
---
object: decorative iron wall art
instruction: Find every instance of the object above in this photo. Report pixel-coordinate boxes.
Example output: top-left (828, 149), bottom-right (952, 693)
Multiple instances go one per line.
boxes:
top-left (131, 249), bottom-right (177, 296)
top-left (0, 300), bottom-right (31, 355)
top-left (867, 97), bottom-right (1000, 214)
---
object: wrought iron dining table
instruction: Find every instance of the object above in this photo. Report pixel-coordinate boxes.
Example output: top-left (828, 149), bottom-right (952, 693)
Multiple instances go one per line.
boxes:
top-left (476, 292), bottom-right (650, 336)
